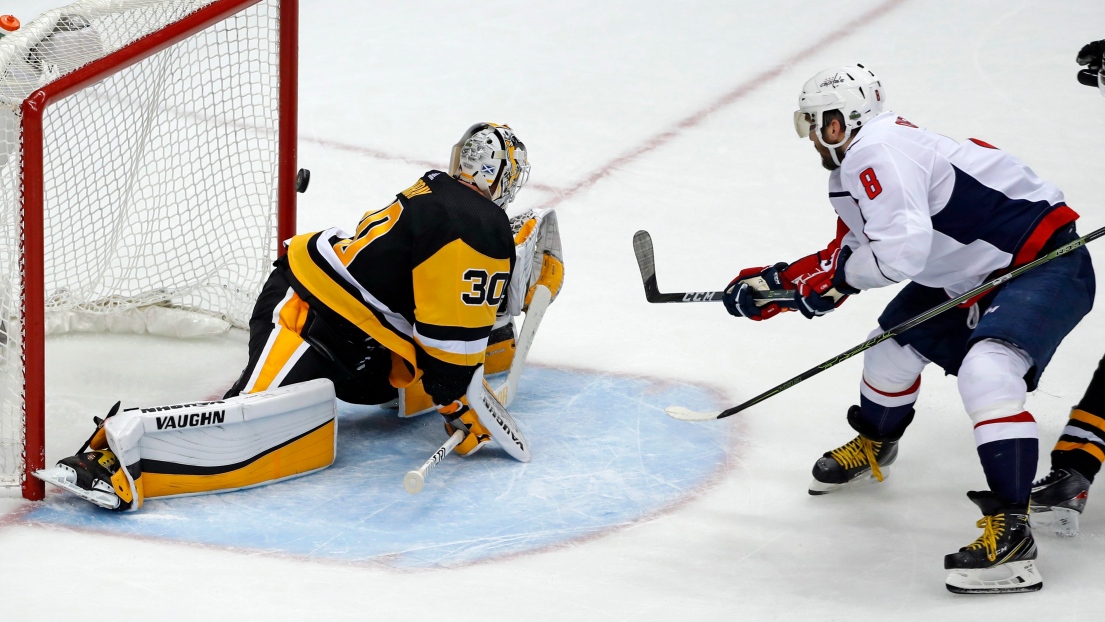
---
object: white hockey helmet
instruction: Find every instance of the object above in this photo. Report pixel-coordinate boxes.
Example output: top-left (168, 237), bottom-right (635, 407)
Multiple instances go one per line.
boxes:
top-left (449, 122), bottom-right (530, 207)
top-left (793, 64), bottom-right (884, 157)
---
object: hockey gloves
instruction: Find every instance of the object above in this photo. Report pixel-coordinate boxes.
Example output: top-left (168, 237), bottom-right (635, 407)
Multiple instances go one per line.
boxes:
top-left (724, 247), bottom-right (858, 321)
top-left (438, 400), bottom-right (491, 456)
top-left (723, 263), bottom-right (794, 320)
top-left (782, 245), bottom-right (858, 318)
top-left (1076, 39), bottom-right (1105, 92)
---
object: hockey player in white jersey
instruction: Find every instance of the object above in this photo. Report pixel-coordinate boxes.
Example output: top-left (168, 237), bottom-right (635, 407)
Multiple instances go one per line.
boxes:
top-left (723, 65), bottom-right (1095, 594)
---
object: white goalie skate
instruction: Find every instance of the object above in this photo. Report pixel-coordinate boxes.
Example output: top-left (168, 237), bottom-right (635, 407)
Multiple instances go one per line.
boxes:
top-left (33, 461), bottom-right (123, 510)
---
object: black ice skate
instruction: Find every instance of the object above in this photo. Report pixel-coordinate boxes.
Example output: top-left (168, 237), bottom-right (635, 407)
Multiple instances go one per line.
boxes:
top-left (944, 491), bottom-right (1042, 594)
top-left (32, 449), bottom-right (130, 510)
top-left (808, 405), bottom-right (906, 495)
top-left (1029, 467), bottom-right (1090, 537)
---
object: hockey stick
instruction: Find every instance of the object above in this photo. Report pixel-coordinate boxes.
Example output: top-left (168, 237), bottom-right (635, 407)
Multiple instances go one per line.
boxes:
top-left (493, 285), bottom-right (551, 407)
top-left (667, 224), bottom-right (1105, 421)
top-left (404, 428), bottom-right (466, 494)
top-left (632, 230), bottom-right (795, 303)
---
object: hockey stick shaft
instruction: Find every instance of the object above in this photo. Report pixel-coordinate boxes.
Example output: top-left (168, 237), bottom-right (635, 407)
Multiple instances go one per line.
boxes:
top-left (493, 285), bottom-right (551, 407)
top-left (403, 429), bottom-right (466, 494)
top-left (689, 224), bottom-right (1105, 420)
top-left (632, 230), bottom-right (795, 303)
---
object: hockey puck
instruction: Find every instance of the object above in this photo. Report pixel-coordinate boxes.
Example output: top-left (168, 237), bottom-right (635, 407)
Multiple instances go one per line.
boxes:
top-left (403, 470), bottom-right (424, 494)
top-left (295, 168), bottom-right (310, 193)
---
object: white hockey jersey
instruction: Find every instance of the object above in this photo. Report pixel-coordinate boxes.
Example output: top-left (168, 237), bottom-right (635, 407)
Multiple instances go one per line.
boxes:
top-left (831, 111), bottom-right (1077, 297)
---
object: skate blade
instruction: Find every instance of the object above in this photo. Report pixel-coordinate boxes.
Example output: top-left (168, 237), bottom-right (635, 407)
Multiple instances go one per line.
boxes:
top-left (1028, 507), bottom-right (1079, 537)
top-left (945, 560), bottom-right (1043, 594)
top-left (32, 465), bottom-right (121, 510)
top-left (808, 469), bottom-right (888, 495)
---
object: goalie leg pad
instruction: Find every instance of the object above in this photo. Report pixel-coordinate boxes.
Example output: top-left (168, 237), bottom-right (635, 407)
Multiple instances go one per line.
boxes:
top-left (483, 319), bottom-right (517, 376)
top-left (40, 380), bottom-right (338, 510)
top-left (399, 379), bottom-right (438, 418)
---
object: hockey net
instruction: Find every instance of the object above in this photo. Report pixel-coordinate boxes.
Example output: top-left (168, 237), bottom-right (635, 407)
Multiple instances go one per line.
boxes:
top-left (0, 0), bottom-right (297, 498)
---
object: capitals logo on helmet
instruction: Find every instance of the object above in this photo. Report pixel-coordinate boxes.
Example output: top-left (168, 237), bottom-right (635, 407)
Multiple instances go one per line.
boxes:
top-left (793, 64), bottom-right (884, 167)
top-left (793, 64), bottom-right (884, 139)
top-left (449, 123), bottom-right (530, 207)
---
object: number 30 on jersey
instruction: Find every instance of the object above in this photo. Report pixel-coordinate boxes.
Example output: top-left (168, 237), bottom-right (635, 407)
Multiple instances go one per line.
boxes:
top-left (462, 269), bottom-right (509, 306)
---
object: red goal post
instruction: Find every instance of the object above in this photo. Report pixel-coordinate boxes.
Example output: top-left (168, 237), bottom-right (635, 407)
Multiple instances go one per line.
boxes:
top-left (3, 0), bottom-right (299, 500)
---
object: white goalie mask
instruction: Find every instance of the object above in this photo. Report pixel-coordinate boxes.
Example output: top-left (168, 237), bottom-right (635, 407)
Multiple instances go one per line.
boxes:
top-left (793, 64), bottom-right (884, 164)
top-left (449, 123), bottom-right (530, 207)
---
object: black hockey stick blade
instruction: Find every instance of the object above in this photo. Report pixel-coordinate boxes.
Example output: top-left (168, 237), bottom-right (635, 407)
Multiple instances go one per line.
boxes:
top-left (632, 230), bottom-right (794, 303)
top-left (666, 224), bottom-right (1105, 421)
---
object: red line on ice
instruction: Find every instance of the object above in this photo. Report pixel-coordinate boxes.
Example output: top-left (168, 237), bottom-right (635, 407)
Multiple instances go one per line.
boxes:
top-left (303, 137), bottom-right (563, 195)
top-left (533, 0), bottom-right (911, 210)
top-left (305, 0), bottom-right (909, 211)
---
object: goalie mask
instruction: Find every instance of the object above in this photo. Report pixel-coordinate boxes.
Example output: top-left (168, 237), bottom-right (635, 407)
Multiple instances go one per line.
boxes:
top-left (449, 123), bottom-right (530, 207)
top-left (793, 64), bottom-right (884, 164)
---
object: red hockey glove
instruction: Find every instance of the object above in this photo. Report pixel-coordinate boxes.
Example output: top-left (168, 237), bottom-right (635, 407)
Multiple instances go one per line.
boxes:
top-left (723, 262), bottom-right (797, 321)
top-left (782, 244), bottom-right (858, 319)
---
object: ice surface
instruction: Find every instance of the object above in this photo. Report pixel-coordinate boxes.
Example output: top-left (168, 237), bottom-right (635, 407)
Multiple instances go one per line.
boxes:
top-left (23, 367), bottom-right (729, 569)
top-left (4, 0), bottom-right (1105, 619)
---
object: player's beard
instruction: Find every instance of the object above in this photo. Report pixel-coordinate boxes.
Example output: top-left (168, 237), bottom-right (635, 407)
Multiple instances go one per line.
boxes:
top-left (814, 139), bottom-right (842, 171)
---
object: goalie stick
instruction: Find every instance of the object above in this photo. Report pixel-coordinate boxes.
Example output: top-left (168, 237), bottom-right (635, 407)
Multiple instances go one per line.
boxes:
top-left (632, 230), bottom-right (795, 303)
top-left (666, 224), bottom-right (1105, 421)
top-left (402, 365), bottom-right (531, 493)
top-left (403, 429), bottom-right (465, 494)
top-left (494, 285), bottom-right (551, 407)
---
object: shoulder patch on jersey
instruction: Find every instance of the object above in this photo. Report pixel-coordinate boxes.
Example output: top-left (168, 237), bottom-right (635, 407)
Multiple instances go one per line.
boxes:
top-left (401, 179), bottom-right (433, 199)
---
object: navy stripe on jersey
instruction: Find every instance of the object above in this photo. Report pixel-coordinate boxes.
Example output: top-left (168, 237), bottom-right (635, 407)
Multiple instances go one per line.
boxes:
top-left (931, 165), bottom-right (1060, 257)
top-left (414, 322), bottom-right (491, 343)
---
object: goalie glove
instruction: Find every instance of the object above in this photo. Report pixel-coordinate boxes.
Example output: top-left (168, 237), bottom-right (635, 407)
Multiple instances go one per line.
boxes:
top-left (1076, 39), bottom-right (1105, 93)
top-left (437, 400), bottom-right (492, 457)
top-left (782, 244), bottom-right (859, 319)
top-left (508, 208), bottom-right (564, 315)
top-left (723, 263), bottom-right (796, 320)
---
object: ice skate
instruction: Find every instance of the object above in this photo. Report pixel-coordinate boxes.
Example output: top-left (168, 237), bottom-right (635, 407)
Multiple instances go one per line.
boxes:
top-left (809, 406), bottom-right (900, 495)
top-left (944, 491), bottom-right (1042, 594)
top-left (33, 449), bottom-right (130, 511)
top-left (1030, 467), bottom-right (1090, 536)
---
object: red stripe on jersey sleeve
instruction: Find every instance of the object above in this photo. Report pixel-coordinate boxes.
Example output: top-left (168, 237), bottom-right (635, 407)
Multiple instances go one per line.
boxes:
top-left (974, 411), bottom-right (1036, 429)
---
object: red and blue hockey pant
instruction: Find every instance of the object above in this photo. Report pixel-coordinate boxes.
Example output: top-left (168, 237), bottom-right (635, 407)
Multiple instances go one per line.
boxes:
top-left (857, 241), bottom-right (1094, 506)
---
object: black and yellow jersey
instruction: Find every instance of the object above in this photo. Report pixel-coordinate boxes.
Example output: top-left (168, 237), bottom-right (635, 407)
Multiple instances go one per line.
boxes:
top-left (284, 170), bottom-right (515, 404)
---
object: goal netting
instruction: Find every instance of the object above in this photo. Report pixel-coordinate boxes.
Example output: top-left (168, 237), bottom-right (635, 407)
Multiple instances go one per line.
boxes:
top-left (0, 0), bottom-right (296, 498)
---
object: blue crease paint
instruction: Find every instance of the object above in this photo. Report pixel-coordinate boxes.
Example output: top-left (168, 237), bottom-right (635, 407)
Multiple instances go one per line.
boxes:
top-left (24, 367), bottom-right (729, 569)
